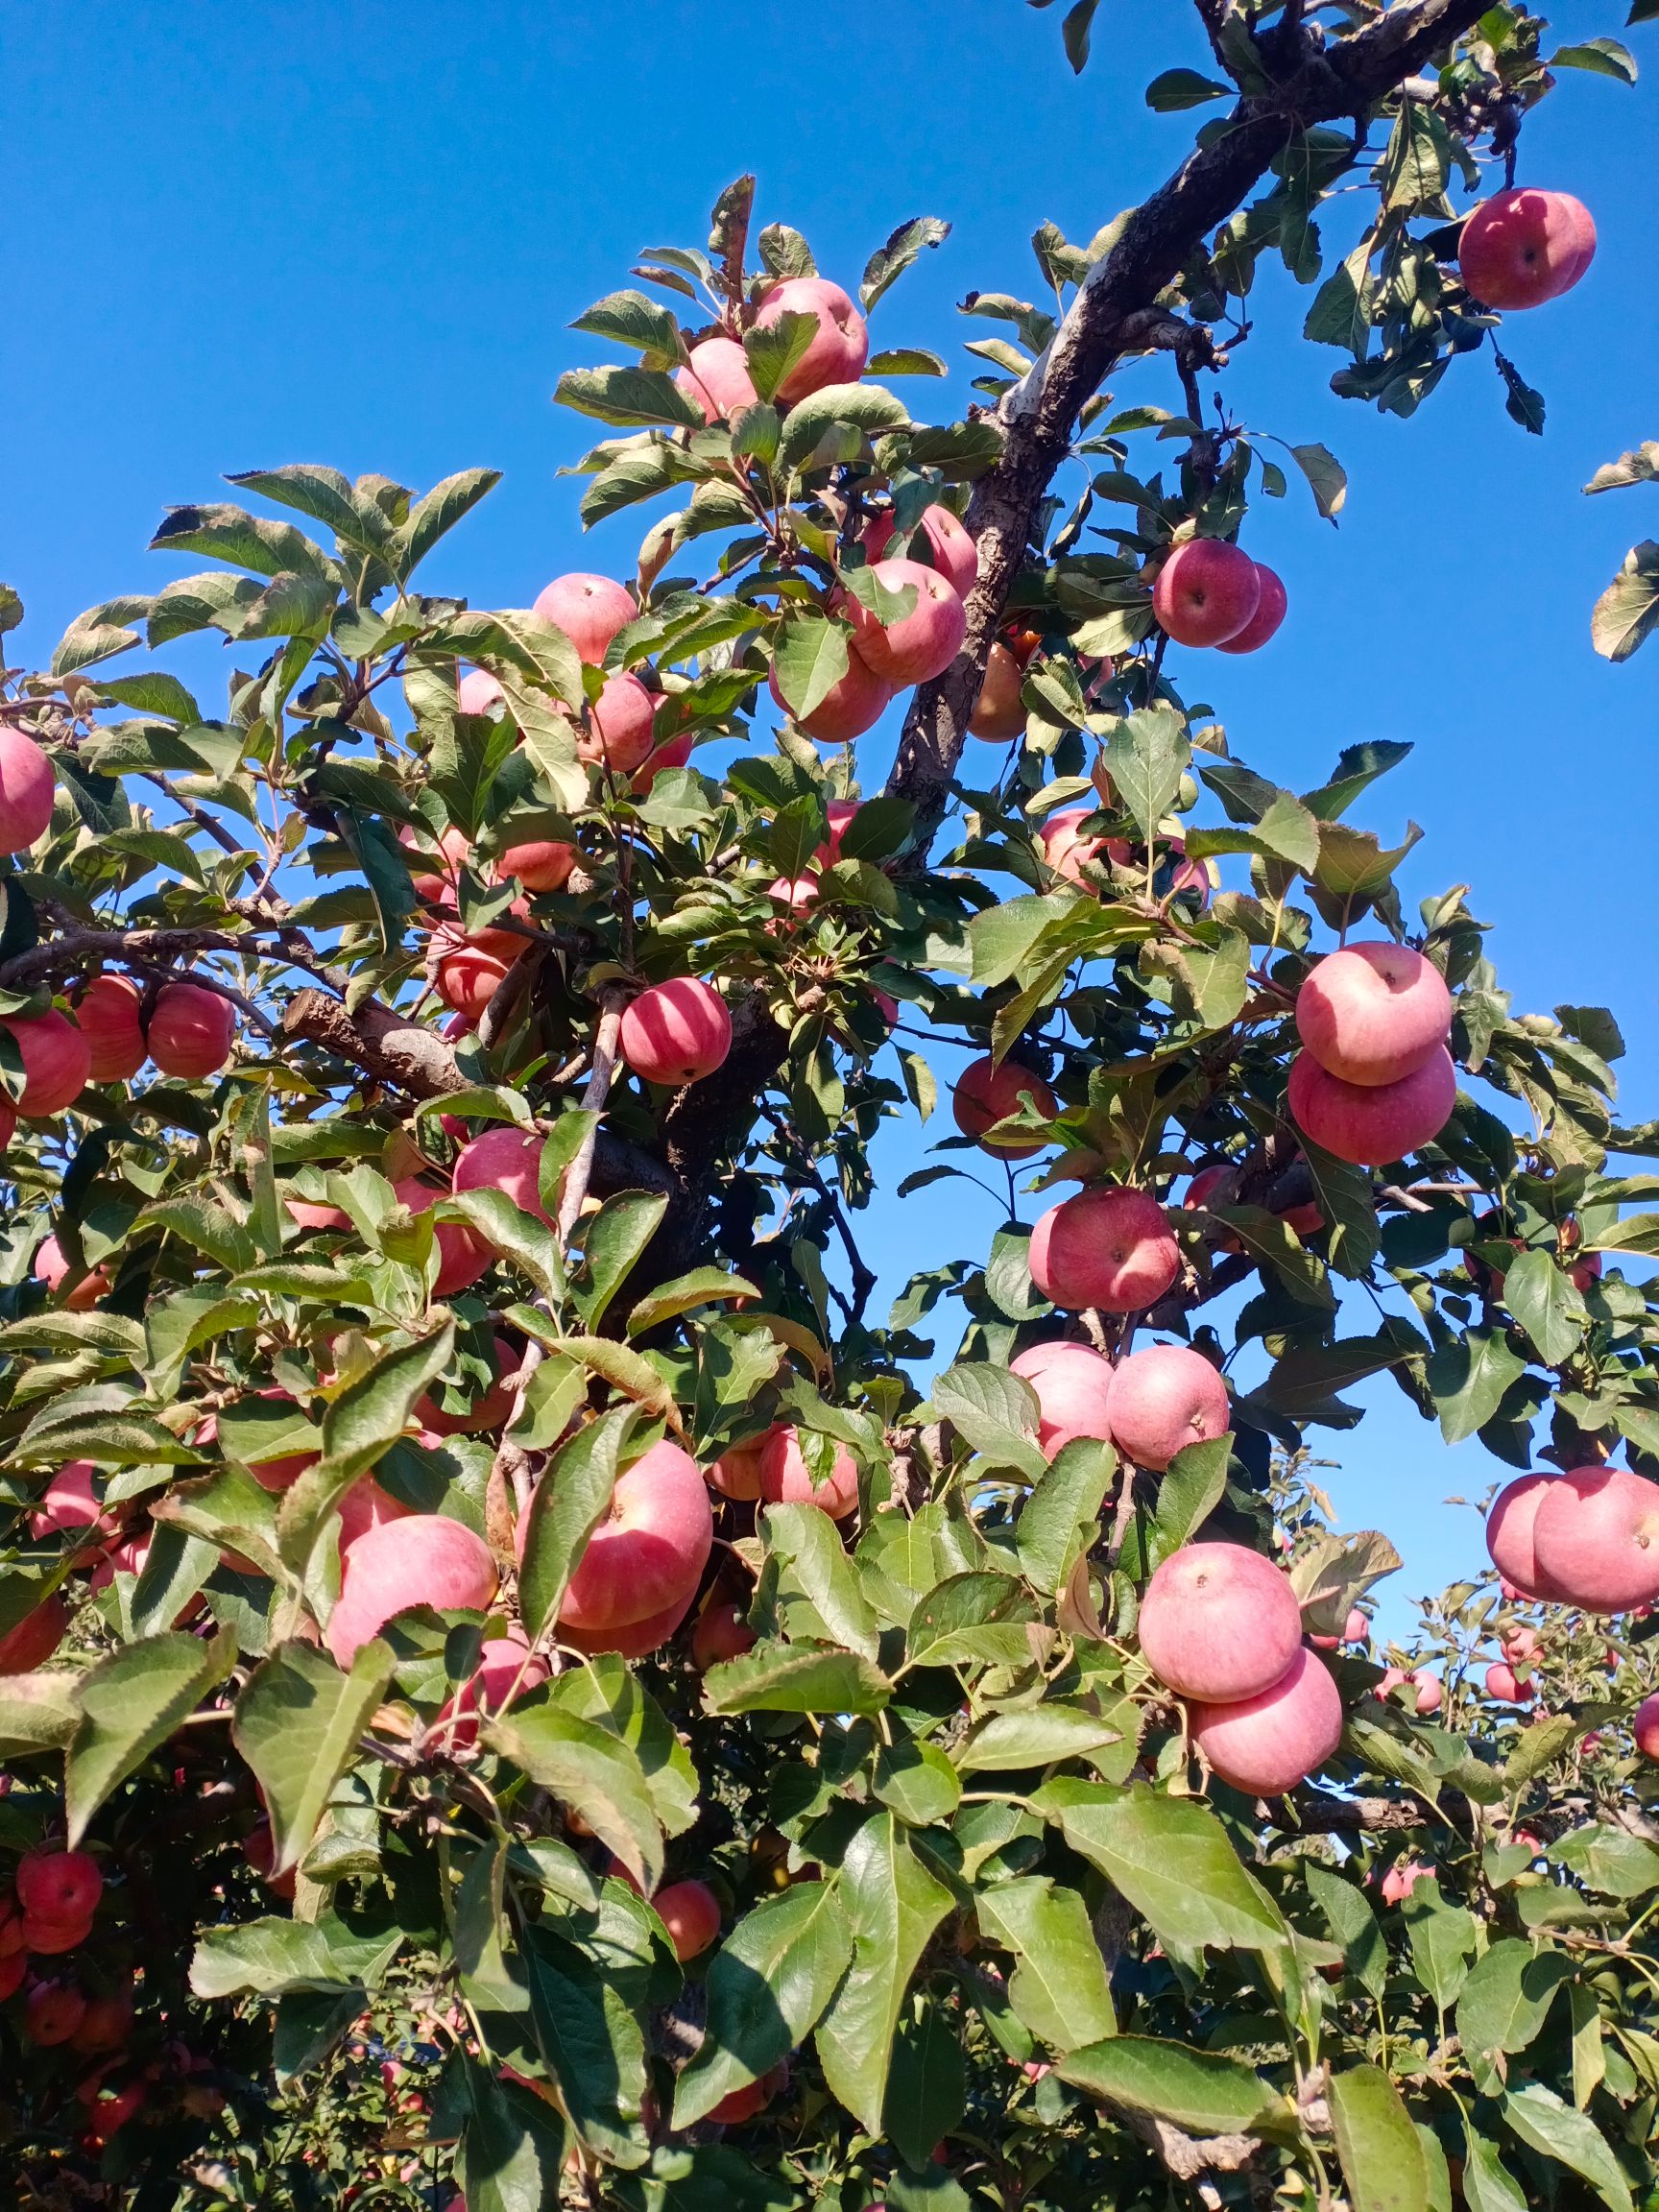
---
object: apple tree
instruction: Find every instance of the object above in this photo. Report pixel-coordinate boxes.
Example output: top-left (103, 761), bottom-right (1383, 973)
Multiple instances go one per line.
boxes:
top-left (2, 5), bottom-right (1659, 2208)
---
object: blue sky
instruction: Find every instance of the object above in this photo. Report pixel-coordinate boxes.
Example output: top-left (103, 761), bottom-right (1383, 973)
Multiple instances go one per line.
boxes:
top-left (8, 0), bottom-right (1658, 1637)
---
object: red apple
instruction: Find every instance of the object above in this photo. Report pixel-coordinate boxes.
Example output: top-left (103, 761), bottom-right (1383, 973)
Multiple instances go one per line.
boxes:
top-left (0, 727), bottom-right (57, 852)
top-left (146, 982), bottom-right (235, 1079)
top-left (26, 1980), bottom-right (86, 2046)
top-left (532, 573), bottom-right (637, 665)
top-left (1634, 1694), bottom-right (1659, 1761)
top-left (1342, 1607), bottom-right (1368, 1646)
top-left (759, 1428), bottom-right (859, 1520)
top-left (1296, 944), bottom-right (1454, 1088)
top-left (17, 1848), bottom-right (102, 1925)
top-left (863, 504), bottom-right (977, 597)
top-left (968, 641), bottom-right (1027, 741)
top-left (578, 671), bottom-right (658, 775)
top-left (34, 1237), bottom-right (109, 1310)
top-left (74, 975), bottom-right (146, 1082)
top-left (1138, 1542), bottom-right (1303, 1702)
top-left (767, 646), bottom-right (892, 745)
top-left (1380, 1858), bottom-right (1432, 1907)
top-left (392, 1177), bottom-right (494, 1295)
top-left (633, 729), bottom-right (695, 793)
top-left (418, 1334), bottom-right (523, 1436)
top-left (1502, 1623), bottom-right (1540, 1664)
top-left (561, 1586), bottom-right (696, 1659)
top-left (458, 670), bottom-right (506, 715)
top-left (1458, 188), bottom-right (1596, 310)
top-left (691, 1600), bottom-right (757, 1671)
top-left (1487, 1473), bottom-right (1560, 1601)
top-left (1215, 561), bottom-right (1287, 655)
top-left (326, 1514), bottom-right (499, 1664)
top-left (71, 1984), bottom-right (134, 2055)
top-left (842, 564), bottom-right (966, 687)
top-left (499, 839), bottom-right (577, 893)
top-left (1484, 1662), bottom-right (1534, 1704)
top-left (336, 1475), bottom-right (414, 1551)
top-left (454, 1127), bottom-right (557, 1229)
top-left (620, 977), bottom-right (732, 1085)
top-left (439, 1626), bottom-right (548, 1747)
top-left (1028, 1186), bottom-right (1180, 1313)
top-left (754, 276), bottom-right (869, 403)
top-left (1531, 1466), bottom-right (1659, 1614)
top-left (284, 1191), bottom-right (349, 1233)
top-left (1190, 1645), bottom-right (1343, 1796)
top-left (557, 1441), bottom-right (713, 1636)
top-left (817, 800), bottom-right (859, 867)
top-left (709, 1433), bottom-right (771, 1501)
top-left (1107, 1344), bottom-right (1229, 1471)
top-left (767, 873), bottom-right (820, 914)
top-left (1151, 540), bottom-right (1262, 648)
top-left (675, 337), bottom-right (759, 422)
top-left (1009, 1340), bottom-right (1116, 1458)
top-left (654, 1879), bottom-right (722, 1961)
top-left (951, 1055), bottom-right (1056, 1157)
top-left (0, 1593), bottom-right (67, 1673)
top-left (3, 1009), bottom-right (91, 1115)
top-left (401, 823), bottom-right (473, 902)
top-left (1286, 1046), bottom-right (1455, 1166)
top-left (30, 1459), bottom-right (110, 1538)
top-left (1404, 1670), bottom-right (1441, 1716)
top-left (21, 1907), bottom-right (93, 1955)
top-left (431, 943), bottom-right (509, 1021)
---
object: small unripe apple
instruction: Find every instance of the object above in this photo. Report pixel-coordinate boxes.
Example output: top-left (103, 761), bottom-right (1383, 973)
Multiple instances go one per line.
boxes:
top-left (620, 977), bottom-right (733, 1085)
top-left (556, 1441), bottom-right (713, 1636)
top-left (74, 975), bottom-right (147, 1082)
top-left (17, 1847), bottom-right (102, 1925)
top-left (499, 839), bottom-right (577, 893)
top-left (863, 504), bottom-right (978, 596)
top-left (1028, 1186), bottom-right (1180, 1313)
top-left (1295, 944), bottom-right (1454, 1088)
top-left (1487, 1473), bottom-right (1560, 1601)
top-left (654, 1878), bottom-right (722, 1961)
top-left (1107, 1343), bottom-right (1229, 1471)
top-left (676, 336), bottom-right (760, 422)
top-left (454, 1126), bottom-right (558, 1228)
top-left (532, 573), bottom-right (637, 665)
top-left (1458, 188), bottom-right (1596, 310)
top-left (1008, 1341), bottom-right (1116, 1458)
top-left (1215, 561), bottom-right (1287, 655)
top-left (968, 641), bottom-right (1027, 740)
top-left (1138, 1541), bottom-right (1303, 1702)
top-left (1484, 1662), bottom-right (1534, 1704)
top-left (391, 1177), bottom-right (493, 1295)
top-left (578, 671), bottom-right (658, 775)
top-left (951, 1055), bottom-right (1056, 1157)
top-left (759, 1427), bottom-right (859, 1519)
top-left (0, 727), bottom-right (57, 852)
top-left (1151, 540), bottom-right (1262, 648)
top-left (146, 982), bottom-right (235, 1079)
top-left (1531, 1465), bottom-right (1659, 1614)
top-left (755, 276), bottom-right (869, 403)
top-left (1190, 1645), bottom-right (1343, 1796)
top-left (691, 1600), bottom-right (757, 1671)
top-left (327, 1514), bottom-right (498, 1665)
top-left (767, 647), bottom-right (892, 745)
top-left (3, 1009), bottom-right (92, 1115)
top-left (1286, 1046), bottom-right (1456, 1166)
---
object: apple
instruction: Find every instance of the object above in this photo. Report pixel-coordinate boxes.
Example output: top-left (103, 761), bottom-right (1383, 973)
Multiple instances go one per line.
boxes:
top-left (30, 1458), bottom-right (110, 1538)
top-left (1531, 1465), bottom-right (1659, 1614)
top-left (458, 670), bottom-right (507, 715)
top-left (1458, 188), bottom-right (1596, 311)
top-left (1037, 807), bottom-right (1127, 889)
top-left (691, 1600), bottom-right (757, 1670)
top-left (1137, 1541), bottom-right (1303, 1702)
top-left (767, 646), bottom-right (891, 745)
top-left (709, 1432), bottom-right (771, 1501)
top-left (532, 573), bottom-right (637, 665)
top-left (557, 1441), bottom-right (713, 1636)
top-left (1286, 1046), bottom-right (1456, 1166)
top-left (1107, 1344), bottom-right (1230, 1471)
top-left (754, 276), bottom-right (869, 402)
top-left (392, 1177), bottom-right (493, 1296)
top-left (842, 559), bottom-right (966, 685)
top-left (71, 1984), bottom-right (134, 2055)
top-left (863, 504), bottom-right (978, 597)
top-left (34, 1236), bottom-right (109, 1310)
top-left (418, 1334), bottom-right (524, 1435)
top-left (951, 1055), bottom-right (1056, 1157)
top-left (620, 976), bottom-right (733, 1085)
top-left (283, 1192), bottom-right (349, 1232)
top-left (759, 1428), bottom-right (859, 1520)
top-left (1342, 1607), bottom-right (1368, 1646)
top-left (1008, 1340), bottom-right (1116, 1458)
top-left (1404, 1670), bottom-right (1442, 1716)
top-left (21, 1907), bottom-right (93, 1954)
top-left (1486, 1473), bottom-right (1559, 1600)
top-left (431, 943), bottom-right (509, 1022)
top-left (336, 1475), bottom-right (414, 1551)
top-left (327, 1514), bottom-right (498, 1665)
top-left (675, 336), bottom-right (759, 422)
top-left (633, 729), bottom-right (695, 793)
top-left (440, 1627), bottom-right (548, 1747)
top-left (74, 975), bottom-right (146, 1082)
top-left (3, 1008), bottom-right (91, 1115)
top-left (578, 671), bottom-right (658, 775)
top-left (968, 641), bottom-right (1027, 741)
top-left (401, 823), bottom-right (473, 903)
top-left (1634, 1694), bottom-right (1659, 1761)
top-left (562, 1585), bottom-right (696, 1659)
top-left (147, 982), bottom-right (235, 1079)
top-left (26, 1980), bottom-right (86, 2046)
top-left (654, 1879), bottom-right (722, 1961)
top-left (18, 1847), bottom-right (102, 1924)
top-left (499, 839), bottom-right (577, 893)
top-left (0, 727), bottom-right (57, 852)
top-left (1380, 1858), bottom-right (1433, 1907)
top-left (0, 1095), bottom-right (13, 1148)
top-left (1484, 1662), bottom-right (1534, 1704)
top-left (1028, 1186), bottom-right (1181, 1313)
top-left (1151, 540), bottom-right (1262, 648)
top-left (1190, 1645), bottom-right (1343, 1796)
top-left (1215, 561), bottom-right (1287, 655)
top-left (0, 1593), bottom-right (67, 1673)
top-left (1295, 944), bottom-right (1454, 1088)
top-left (767, 873), bottom-right (820, 915)
top-left (818, 799), bottom-right (859, 866)
top-left (454, 1127), bottom-right (557, 1228)
top-left (707, 2060), bottom-right (790, 2127)
top-left (1501, 1623), bottom-right (1540, 1664)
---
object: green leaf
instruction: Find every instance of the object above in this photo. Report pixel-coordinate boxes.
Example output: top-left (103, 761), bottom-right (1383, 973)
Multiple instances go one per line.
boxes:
top-left (1059, 2035), bottom-right (1274, 2135)
top-left (1017, 1437), bottom-right (1115, 1597)
top-left (814, 1814), bottom-right (952, 2131)
top-left (872, 1740), bottom-right (962, 1826)
top-left (1101, 708), bottom-right (1189, 843)
top-left (1034, 1779), bottom-right (1287, 1954)
top-left (570, 288), bottom-right (685, 356)
top-left (772, 615), bottom-right (852, 722)
top-left (626, 1267), bottom-right (758, 1336)
top-left (391, 468), bottom-right (502, 575)
top-left (1424, 1327), bottom-right (1527, 1445)
top-left (1503, 2082), bottom-right (1633, 2212)
top-left (1502, 1710), bottom-right (1579, 1790)
top-left (955, 1701), bottom-right (1126, 1775)
top-left (548, 1657), bottom-right (699, 1839)
top-left (191, 1913), bottom-right (403, 2001)
top-left (1149, 1434), bottom-right (1231, 1565)
top-left (1329, 2063), bottom-right (1430, 2212)
top-left (1503, 1246), bottom-right (1586, 1366)
top-left (860, 215), bottom-right (951, 310)
top-left (456, 2060), bottom-right (572, 2212)
top-left (1551, 36), bottom-right (1638, 83)
top-left (66, 1631), bottom-right (235, 1845)
top-left (443, 1190), bottom-right (565, 1303)
top-left (138, 1193), bottom-right (259, 1274)
top-left (765, 1502), bottom-right (880, 1658)
top-left (1456, 1941), bottom-right (1574, 2087)
top-left (779, 382), bottom-right (910, 469)
top-left (975, 1876), bottom-right (1118, 2051)
top-left (931, 1361), bottom-right (1046, 1481)
top-left (701, 1643), bottom-right (892, 1717)
top-left (1494, 348), bottom-right (1546, 437)
top-left (1402, 1880), bottom-right (1478, 2010)
top-left (1145, 66), bottom-right (1231, 108)
top-left (573, 1191), bottom-right (668, 1327)
top-left (1304, 1861), bottom-right (1386, 1997)
top-left (276, 1323), bottom-right (455, 1574)
top-left (232, 1639), bottom-right (396, 1876)
top-left (555, 364), bottom-right (703, 430)
top-left (1289, 442), bottom-right (1348, 521)
top-left (885, 2000), bottom-right (966, 2169)
top-left (151, 500), bottom-right (339, 583)
top-left (1548, 1823), bottom-right (1659, 1898)
top-left (674, 1881), bottom-right (854, 2126)
top-left (1462, 2135), bottom-right (1529, 2212)
top-left (517, 1405), bottom-right (637, 1644)
top-left (1592, 541), bottom-right (1659, 662)
top-left (523, 1929), bottom-right (651, 2168)
top-left (486, 1698), bottom-right (661, 1891)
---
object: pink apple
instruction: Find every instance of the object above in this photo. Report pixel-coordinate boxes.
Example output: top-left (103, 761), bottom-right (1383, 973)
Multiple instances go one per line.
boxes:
top-left (620, 977), bottom-right (732, 1085)
top-left (562, 1585), bottom-right (696, 1659)
top-left (31, 1459), bottom-right (110, 1539)
top-left (557, 1441), bottom-right (712, 1634)
top-left (767, 873), bottom-right (820, 914)
top-left (654, 1879), bottom-right (722, 1961)
top-left (74, 975), bottom-right (146, 1082)
top-left (392, 1176), bottom-right (493, 1296)
top-left (1458, 188), bottom-right (1597, 310)
top-left (1405, 1670), bottom-right (1441, 1716)
top-left (1037, 807), bottom-right (1128, 889)
top-left (767, 647), bottom-right (892, 745)
top-left (1531, 1465), bottom-right (1659, 1614)
top-left (34, 1236), bottom-right (109, 1310)
top-left (1295, 944), bottom-right (1454, 1088)
top-left (401, 823), bottom-right (473, 903)
top-left (1107, 1344), bottom-right (1230, 1471)
top-left (1488, 1476), bottom-right (1561, 1602)
top-left (759, 1427), bottom-right (859, 1520)
top-left (0, 727), bottom-right (57, 852)
top-left (146, 982), bottom-right (234, 1079)
top-left (1028, 1186), bottom-right (1181, 1313)
top-left (709, 1433), bottom-right (771, 1502)
top-left (1151, 540), bottom-right (1262, 648)
top-left (1380, 1858), bottom-right (1433, 1907)
top-left (1342, 1607), bottom-right (1368, 1646)
top-left (1009, 1340), bottom-right (1116, 1459)
top-left (1484, 1662), bottom-right (1535, 1704)
top-left (1634, 1693), bottom-right (1659, 1761)
top-left (1190, 1645), bottom-right (1343, 1796)
top-left (454, 1127), bottom-right (557, 1229)
top-left (818, 800), bottom-right (859, 866)
top-left (754, 276), bottom-right (869, 403)
top-left (327, 1514), bottom-right (499, 1664)
top-left (418, 1334), bottom-right (524, 1436)
top-left (440, 1626), bottom-right (548, 1747)
top-left (968, 641), bottom-right (1027, 741)
top-left (1138, 1542), bottom-right (1304, 1703)
top-left (336, 1475), bottom-right (415, 1551)
top-left (17, 1847), bottom-right (102, 1924)
top-left (431, 943), bottom-right (508, 1022)
top-left (499, 839), bottom-right (577, 893)
top-left (532, 573), bottom-right (637, 665)
top-left (675, 337), bottom-right (758, 422)
top-left (458, 670), bottom-right (507, 715)
top-left (3, 1009), bottom-right (91, 1116)
top-left (951, 1055), bottom-right (1056, 1157)
top-left (1286, 1046), bottom-right (1455, 1166)
top-left (633, 728), bottom-right (695, 794)
top-left (1215, 562), bottom-right (1287, 655)
top-left (578, 671), bottom-right (658, 775)
top-left (863, 505), bottom-right (978, 597)
top-left (691, 1600), bottom-right (757, 1670)
top-left (841, 559), bottom-right (966, 687)
top-left (1502, 1623), bottom-right (1540, 1664)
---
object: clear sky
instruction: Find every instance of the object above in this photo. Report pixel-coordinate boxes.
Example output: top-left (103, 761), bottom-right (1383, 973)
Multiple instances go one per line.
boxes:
top-left (8, 0), bottom-right (1658, 1639)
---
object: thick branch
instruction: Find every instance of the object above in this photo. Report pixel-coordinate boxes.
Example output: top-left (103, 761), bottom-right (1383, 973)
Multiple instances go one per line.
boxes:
top-left (884, 0), bottom-right (1495, 837)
